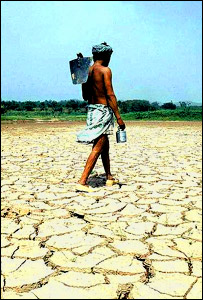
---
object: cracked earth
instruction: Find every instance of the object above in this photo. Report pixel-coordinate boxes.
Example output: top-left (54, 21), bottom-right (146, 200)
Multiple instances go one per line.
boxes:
top-left (1, 121), bottom-right (202, 299)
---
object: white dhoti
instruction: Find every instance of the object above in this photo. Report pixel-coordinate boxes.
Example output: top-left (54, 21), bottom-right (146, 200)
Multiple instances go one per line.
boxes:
top-left (76, 104), bottom-right (114, 144)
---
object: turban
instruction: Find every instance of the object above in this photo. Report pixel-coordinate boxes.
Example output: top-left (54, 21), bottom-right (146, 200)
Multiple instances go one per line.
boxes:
top-left (92, 42), bottom-right (113, 55)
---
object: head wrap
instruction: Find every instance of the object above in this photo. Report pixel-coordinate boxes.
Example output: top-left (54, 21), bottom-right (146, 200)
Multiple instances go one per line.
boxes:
top-left (92, 42), bottom-right (113, 55)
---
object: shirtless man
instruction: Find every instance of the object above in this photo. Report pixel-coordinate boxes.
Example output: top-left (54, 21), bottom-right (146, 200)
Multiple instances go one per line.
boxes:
top-left (77, 42), bottom-right (125, 191)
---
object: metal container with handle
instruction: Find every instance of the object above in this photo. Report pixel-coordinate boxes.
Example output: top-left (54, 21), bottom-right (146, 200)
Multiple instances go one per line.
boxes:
top-left (116, 126), bottom-right (127, 143)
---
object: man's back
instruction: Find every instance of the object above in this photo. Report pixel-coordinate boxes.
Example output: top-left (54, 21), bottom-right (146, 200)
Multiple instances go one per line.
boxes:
top-left (81, 42), bottom-right (125, 130)
top-left (87, 64), bottom-right (111, 105)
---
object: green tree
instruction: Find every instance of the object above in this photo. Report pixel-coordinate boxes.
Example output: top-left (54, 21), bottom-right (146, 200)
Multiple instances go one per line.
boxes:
top-left (151, 102), bottom-right (160, 110)
top-left (161, 102), bottom-right (176, 110)
top-left (21, 101), bottom-right (37, 111)
top-left (179, 101), bottom-right (191, 112)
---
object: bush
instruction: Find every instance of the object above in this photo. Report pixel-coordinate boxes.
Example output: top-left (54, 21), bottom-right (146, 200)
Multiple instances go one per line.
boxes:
top-left (150, 102), bottom-right (160, 110)
top-left (21, 101), bottom-right (37, 111)
top-left (118, 100), bottom-right (152, 113)
top-left (161, 102), bottom-right (176, 110)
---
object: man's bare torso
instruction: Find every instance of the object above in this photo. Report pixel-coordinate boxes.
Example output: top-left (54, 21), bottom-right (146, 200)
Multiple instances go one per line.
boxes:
top-left (81, 57), bottom-right (125, 129)
top-left (87, 64), bottom-right (108, 105)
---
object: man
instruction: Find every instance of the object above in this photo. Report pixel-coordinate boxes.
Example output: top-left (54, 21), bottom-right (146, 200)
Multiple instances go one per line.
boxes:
top-left (76, 42), bottom-right (125, 192)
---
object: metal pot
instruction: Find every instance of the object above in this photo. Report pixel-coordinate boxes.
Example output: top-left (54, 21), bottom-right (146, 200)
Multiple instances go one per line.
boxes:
top-left (116, 127), bottom-right (127, 143)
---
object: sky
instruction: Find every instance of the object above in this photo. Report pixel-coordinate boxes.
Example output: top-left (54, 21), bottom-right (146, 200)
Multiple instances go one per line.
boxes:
top-left (1, 1), bottom-right (202, 103)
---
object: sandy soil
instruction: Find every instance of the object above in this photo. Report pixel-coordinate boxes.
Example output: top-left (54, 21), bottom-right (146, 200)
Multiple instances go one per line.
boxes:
top-left (1, 121), bottom-right (202, 299)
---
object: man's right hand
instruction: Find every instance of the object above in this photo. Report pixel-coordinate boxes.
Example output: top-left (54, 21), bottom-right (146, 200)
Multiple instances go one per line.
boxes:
top-left (117, 118), bottom-right (125, 130)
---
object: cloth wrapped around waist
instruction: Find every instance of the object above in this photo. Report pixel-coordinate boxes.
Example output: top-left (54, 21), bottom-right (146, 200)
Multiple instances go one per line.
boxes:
top-left (76, 104), bottom-right (114, 144)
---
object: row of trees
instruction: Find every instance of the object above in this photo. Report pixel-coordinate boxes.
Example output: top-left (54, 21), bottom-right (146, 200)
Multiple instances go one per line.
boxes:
top-left (1, 100), bottom-right (87, 114)
top-left (117, 100), bottom-right (177, 113)
top-left (1, 99), bottom-right (193, 114)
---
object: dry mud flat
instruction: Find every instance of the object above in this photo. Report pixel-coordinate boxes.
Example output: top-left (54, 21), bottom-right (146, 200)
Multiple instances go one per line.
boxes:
top-left (1, 121), bottom-right (202, 299)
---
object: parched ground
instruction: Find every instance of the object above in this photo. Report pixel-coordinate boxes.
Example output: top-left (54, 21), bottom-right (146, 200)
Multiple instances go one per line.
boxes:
top-left (1, 121), bottom-right (202, 299)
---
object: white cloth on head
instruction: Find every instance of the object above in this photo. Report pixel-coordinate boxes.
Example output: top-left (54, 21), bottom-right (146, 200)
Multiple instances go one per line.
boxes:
top-left (92, 43), bottom-right (113, 54)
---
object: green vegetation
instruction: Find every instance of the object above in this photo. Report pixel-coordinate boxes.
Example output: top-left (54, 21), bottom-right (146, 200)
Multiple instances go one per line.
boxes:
top-left (1, 99), bottom-right (202, 121)
top-left (121, 108), bottom-right (202, 121)
top-left (1, 110), bottom-right (87, 121)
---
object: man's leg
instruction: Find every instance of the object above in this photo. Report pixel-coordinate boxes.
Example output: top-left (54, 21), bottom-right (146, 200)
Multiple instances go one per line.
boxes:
top-left (78, 134), bottom-right (108, 185)
top-left (101, 136), bottom-right (114, 180)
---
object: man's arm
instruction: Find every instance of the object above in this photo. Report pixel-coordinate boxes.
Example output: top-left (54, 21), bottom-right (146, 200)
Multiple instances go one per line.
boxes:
top-left (82, 81), bottom-right (89, 101)
top-left (82, 73), bottom-right (92, 101)
top-left (103, 68), bottom-right (125, 129)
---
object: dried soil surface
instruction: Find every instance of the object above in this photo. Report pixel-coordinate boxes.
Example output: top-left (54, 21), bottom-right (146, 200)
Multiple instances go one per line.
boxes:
top-left (1, 121), bottom-right (202, 299)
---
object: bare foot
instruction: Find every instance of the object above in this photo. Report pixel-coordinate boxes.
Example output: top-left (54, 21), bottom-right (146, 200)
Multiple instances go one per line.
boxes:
top-left (106, 178), bottom-right (119, 186)
top-left (76, 183), bottom-right (94, 193)
top-left (78, 180), bottom-right (86, 185)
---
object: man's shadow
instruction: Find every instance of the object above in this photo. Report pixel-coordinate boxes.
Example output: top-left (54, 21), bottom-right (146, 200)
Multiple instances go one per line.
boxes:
top-left (87, 174), bottom-right (106, 188)
top-left (87, 174), bottom-right (124, 188)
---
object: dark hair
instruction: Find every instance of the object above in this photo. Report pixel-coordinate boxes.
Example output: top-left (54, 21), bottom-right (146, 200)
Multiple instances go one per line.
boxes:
top-left (93, 52), bottom-right (112, 61)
